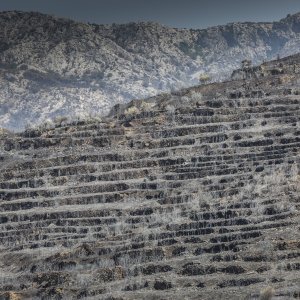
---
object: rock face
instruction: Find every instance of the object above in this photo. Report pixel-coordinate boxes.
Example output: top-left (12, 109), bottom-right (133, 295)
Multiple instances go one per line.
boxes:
top-left (2, 11), bottom-right (300, 130)
top-left (0, 54), bottom-right (299, 299)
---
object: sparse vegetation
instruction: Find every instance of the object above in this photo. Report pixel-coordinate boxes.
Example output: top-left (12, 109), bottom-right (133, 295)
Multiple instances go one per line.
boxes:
top-left (199, 74), bottom-right (211, 84)
top-left (125, 105), bottom-right (140, 115)
top-left (54, 116), bottom-right (68, 127)
top-left (241, 59), bottom-right (252, 69)
top-left (190, 91), bottom-right (203, 102)
top-left (260, 286), bottom-right (275, 300)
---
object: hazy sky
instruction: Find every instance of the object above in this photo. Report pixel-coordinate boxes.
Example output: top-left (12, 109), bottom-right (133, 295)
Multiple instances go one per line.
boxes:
top-left (0, 0), bottom-right (300, 28)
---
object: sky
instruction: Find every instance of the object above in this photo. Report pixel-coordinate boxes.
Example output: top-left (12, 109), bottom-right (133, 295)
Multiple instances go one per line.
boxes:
top-left (0, 0), bottom-right (300, 29)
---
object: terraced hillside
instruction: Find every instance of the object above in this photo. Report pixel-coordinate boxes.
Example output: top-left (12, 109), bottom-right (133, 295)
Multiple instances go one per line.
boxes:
top-left (0, 55), bottom-right (300, 299)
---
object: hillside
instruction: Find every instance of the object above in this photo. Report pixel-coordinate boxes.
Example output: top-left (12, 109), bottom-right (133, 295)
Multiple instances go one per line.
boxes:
top-left (2, 11), bottom-right (300, 130)
top-left (0, 54), bottom-right (299, 299)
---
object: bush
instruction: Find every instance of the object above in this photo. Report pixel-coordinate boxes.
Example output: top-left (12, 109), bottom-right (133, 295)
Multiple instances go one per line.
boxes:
top-left (125, 106), bottom-right (139, 115)
top-left (190, 91), bottom-right (203, 102)
top-left (199, 74), bottom-right (211, 84)
top-left (54, 116), bottom-right (68, 127)
top-left (260, 286), bottom-right (275, 300)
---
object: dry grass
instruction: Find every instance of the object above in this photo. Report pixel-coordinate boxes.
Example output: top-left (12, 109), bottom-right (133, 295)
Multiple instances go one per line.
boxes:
top-left (260, 286), bottom-right (275, 300)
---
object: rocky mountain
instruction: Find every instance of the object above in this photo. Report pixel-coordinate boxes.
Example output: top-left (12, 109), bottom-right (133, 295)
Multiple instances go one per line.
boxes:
top-left (2, 11), bottom-right (300, 130)
top-left (0, 53), bottom-right (299, 299)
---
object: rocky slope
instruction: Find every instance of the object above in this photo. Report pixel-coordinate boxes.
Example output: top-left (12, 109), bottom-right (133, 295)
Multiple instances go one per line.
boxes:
top-left (2, 11), bottom-right (300, 130)
top-left (0, 54), bottom-right (299, 299)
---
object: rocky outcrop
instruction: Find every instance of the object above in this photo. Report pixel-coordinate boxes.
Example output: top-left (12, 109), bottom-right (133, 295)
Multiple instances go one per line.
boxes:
top-left (0, 55), bottom-right (299, 299)
top-left (2, 11), bottom-right (300, 130)
top-left (231, 53), bottom-right (300, 81)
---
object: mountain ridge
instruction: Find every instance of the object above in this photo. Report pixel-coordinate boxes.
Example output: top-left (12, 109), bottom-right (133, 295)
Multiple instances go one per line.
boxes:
top-left (1, 11), bottom-right (300, 130)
